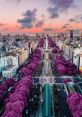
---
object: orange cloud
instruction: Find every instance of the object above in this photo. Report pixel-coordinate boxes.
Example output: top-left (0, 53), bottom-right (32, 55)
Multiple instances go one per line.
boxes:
top-left (1, 21), bottom-right (82, 34)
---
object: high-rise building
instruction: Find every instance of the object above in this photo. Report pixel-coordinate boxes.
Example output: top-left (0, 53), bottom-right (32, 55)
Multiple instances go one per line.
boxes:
top-left (70, 30), bottom-right (73, 39)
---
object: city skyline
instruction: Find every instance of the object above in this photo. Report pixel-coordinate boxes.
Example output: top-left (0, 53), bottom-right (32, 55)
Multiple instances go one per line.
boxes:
top-left (0, 0), bottom-right (82, 33)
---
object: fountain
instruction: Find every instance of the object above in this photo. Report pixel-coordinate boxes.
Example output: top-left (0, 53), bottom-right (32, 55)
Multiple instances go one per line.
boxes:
top-left (44, 61), bottom-right (49, 75)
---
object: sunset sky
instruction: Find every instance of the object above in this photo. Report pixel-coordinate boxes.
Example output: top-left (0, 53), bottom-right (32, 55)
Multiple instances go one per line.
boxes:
top-left (0, 0), bottom-right (82, 33)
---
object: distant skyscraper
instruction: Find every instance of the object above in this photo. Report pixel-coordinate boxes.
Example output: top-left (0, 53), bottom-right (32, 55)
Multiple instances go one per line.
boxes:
top-left (70, 30), bottom-right (73, 39)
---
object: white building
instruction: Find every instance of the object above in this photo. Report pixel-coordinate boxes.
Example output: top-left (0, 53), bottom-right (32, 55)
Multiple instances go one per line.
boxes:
top-left (0, 54), bottom-right (19, 72)
top-left (2, 65), bottom-right (17, 78)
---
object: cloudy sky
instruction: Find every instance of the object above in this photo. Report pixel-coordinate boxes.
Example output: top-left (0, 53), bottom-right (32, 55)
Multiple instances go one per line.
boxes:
top-left (0, 0), bottom-right (82, 33)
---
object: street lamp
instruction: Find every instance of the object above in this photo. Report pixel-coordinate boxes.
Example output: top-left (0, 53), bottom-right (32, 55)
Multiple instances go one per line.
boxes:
top-left (78, 54), bottom-right (80, 71)
top-left (28, 42), bottom-right (31, 55)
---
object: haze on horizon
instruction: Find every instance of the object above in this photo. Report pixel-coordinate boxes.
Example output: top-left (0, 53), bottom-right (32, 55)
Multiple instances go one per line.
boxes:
top-left (0, 0), bottom-right (82, 34)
